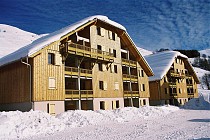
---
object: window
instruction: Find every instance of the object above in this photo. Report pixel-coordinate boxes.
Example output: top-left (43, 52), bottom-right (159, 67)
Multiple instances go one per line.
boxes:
top-left (141, 70), bottom-right (144, 77)
top-left (112, 32), bottom-right (115, 40)
top-left (179, 88), bottom-right (181, 93)
top-left (141, 84), bottom-right (145, 91)
top-left (108, 31), bottom-right (115, 40)
top-left (47, 103), bottom-right (55, 115)
top-left (100, 101), bottom-right (105, 110)
top-left (97, 45), bottom-right (102, 54)
top-left (48, 53), bottom-right (55, 65)
top-left (114, 82), bottom-right (119, 90)
top-left (139, 70), bottom-right (144, 77)
top-left (164, 77), bottom-right (167, 82)
top-left (49, 77), bottom-right (56, 89)
top-left (98, 63), bottom-right (103, 71)
top-left (113, 49), bottom-right (116, 57)
top-left (176, 58), bottom-right (178, 63)
top-left (116, 100), bottom-right (119, 108)
top-left (165, 88), bottom-right (167, 94)
top-left (143, 99), bottom-right (146, 105)
top-left (97, 27), bottom-right (101, 36)
top-left (114, 65), bottom-right (118, 73)
top-left (99, 81), bottom-right (104, 90)
top-left (169, 88), bottom-right (172, 94)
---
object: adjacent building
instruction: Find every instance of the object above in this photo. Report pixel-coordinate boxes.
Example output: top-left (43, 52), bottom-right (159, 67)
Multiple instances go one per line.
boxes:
top-left (0, 15), bottom-right (153, 115)
top-left (145, 51), bottom-right (200, 106)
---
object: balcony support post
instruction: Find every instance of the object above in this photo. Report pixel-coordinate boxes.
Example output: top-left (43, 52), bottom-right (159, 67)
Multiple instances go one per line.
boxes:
top-left (77, 57), bottom-right (84, 110)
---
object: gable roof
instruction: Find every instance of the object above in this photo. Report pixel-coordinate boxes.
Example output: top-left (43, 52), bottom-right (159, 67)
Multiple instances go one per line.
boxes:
top-left (0, 15), bottom-right (153, 76)
top-left (145, 51), bottom-right (200, 83)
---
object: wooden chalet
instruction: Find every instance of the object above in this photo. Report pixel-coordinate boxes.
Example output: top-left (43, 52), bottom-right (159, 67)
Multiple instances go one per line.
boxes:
top-left (145, 51), bottom-right (200, 106)
top-left (0, 15), bottom-right (153, 115)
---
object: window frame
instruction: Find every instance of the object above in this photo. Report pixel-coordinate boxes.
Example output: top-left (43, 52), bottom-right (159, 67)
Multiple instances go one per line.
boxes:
top-left (99, 81), bottom-right (104, 90)
top-left (48, 53), bottom-right (55, 65)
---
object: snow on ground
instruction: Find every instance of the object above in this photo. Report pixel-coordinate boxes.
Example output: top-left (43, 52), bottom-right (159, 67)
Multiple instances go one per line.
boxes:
top-left (0, 93), bottom-right (209, 139)
top-left (0, 111), bottom-right (65, 139)
top-left (29, 93), bottom-right (210, 140)
top-left (0, 24), bottom-right (44, 58)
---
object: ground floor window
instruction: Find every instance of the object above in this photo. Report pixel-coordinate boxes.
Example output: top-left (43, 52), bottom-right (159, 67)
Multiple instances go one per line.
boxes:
top-left (100, 101), bottom-right (105, 110)
top-left (116, 100), bottom-right (119, 108)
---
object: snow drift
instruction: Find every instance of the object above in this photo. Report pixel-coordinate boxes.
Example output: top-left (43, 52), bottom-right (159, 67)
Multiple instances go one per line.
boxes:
top-left (0, 91), bottom-right (209, 139)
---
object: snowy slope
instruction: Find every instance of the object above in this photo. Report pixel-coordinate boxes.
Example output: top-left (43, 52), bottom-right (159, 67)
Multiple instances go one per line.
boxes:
top-left (199, 49), bottom-right (210, 57)
top-left (0, 24), bottom-right (42, 58)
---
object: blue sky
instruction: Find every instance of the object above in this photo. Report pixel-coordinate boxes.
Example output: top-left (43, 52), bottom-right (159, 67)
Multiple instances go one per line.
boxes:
top-left (0, 0), bottom-right (209, 51)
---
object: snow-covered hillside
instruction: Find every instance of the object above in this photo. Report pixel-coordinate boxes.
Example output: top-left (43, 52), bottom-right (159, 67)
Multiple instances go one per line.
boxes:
top-left (0, 24), bottom-right (43, 58)
top-left (199, 49), bottom-right (210, 57)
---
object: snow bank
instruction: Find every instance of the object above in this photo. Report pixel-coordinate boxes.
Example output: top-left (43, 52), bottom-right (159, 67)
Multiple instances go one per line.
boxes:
top-left (0, 110), bottom-right (65, 139)
top-left (182, 90), bottom-right (210, 110)
top-left (0, 106), bottom-right (179, 139)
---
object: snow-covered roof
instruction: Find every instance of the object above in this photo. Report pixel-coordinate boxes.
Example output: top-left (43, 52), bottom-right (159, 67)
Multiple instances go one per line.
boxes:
top-left (0, 15), bottom-right (126, 67)
top-left (145, 51), bottom-right (187, 81)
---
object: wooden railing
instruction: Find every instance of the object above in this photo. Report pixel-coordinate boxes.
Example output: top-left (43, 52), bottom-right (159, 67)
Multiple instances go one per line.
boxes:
top-left (168, 82), bottom-right (176, 87)
top-left (169, 70), bottom-right (185, 78)
top-left (122, 58), bottom-right (137, 67)
top-left (60, 42), bottom-right (114, 61)
top-left (170, 92), bottom-right (177, 96)
top-left (65, 90), bottom-right (93, 99)
top-left (65, 66), bottom-right (92, 77)
top-left (124, 91), bottom-right (139, 97)
top-left (122, 74), bottom-right (138, 82)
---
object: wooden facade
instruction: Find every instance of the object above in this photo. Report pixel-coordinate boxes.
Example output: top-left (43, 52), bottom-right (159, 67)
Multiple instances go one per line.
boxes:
top-left (149, 56), bottom-right (199, 106)
top-left (0, 16), bottom-right (153, 114)
top-left (0, 61), bottom-right (30, 104)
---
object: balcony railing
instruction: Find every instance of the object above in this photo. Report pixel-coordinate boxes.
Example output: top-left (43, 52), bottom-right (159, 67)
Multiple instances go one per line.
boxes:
top-left (124, 91), bottom-right (139, 98)
top-left (168, 82), bottom-right (176, 87)
top-left (65, 66), bottom-right (92, 77)
top-left (65, 90), bottom-right (93, 99)
top-left (169, 92), bottom-right (177, 96)
top-left (60, 42), bottom-right (114, 62)
top-left (123, 74), bottom-right (138, 82)
top-left (122, 58), bottom-right (137, 67)
top-left (169, 70), bottom-right (185, 78)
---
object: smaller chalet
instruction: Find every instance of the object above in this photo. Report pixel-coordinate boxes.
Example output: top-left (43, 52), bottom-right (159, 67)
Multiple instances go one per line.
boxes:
top-left (145, 51), bottom-right (200, 106)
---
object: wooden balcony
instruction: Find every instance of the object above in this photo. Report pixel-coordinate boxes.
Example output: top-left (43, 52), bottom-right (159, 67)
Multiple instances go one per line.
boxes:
top-left (65, 66), bottom-right (92, 78)
top-left (187, 84), bottom-right (193, 88)
top-left (60, 42), bottom-right (114, 62)
top-left (169, 70), bottom-right (185, 78)
top-left (122, 58), bottom-right (137, 67)
top-left (123, 74), bottom-right (138, 82)
top-left (170, 93), bottom-right (177, 97)
top-left (124, 91), bottom-right (139, 98)
top-left (65, 90), bottom-right (93, 99)
top-left (168, 82), bottom-right (176, 87)
top-left (187, 93), bottom-right (194, 98)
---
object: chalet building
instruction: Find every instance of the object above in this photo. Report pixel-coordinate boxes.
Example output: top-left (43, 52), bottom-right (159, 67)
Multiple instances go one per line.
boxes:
top-left (0, 15), bottom-right (153, 115)
top-left (145, 51), bottom-right (200, 106)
